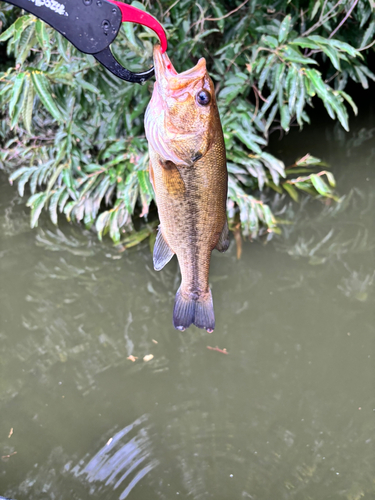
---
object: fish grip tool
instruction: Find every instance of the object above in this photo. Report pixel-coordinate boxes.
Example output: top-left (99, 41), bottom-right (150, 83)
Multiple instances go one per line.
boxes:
top-left (1, 0), bottom-right (167, 83)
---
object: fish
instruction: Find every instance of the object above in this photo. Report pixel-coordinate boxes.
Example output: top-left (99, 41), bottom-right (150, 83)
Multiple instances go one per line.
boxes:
top-left (144, 45), bottom-right (229, 333)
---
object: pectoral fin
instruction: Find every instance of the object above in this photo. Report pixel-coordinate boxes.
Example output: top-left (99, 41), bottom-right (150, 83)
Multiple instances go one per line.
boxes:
top-left (161, 160), bottom-right (185, 196)
top-left (153, 227), bottom-right (175, 271)
top-left (215, 219), bottom-right (230, 252)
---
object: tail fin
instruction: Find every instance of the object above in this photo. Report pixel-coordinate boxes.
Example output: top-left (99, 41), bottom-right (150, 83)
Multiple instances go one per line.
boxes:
top-left (173, 288), bottom-right (215, 333)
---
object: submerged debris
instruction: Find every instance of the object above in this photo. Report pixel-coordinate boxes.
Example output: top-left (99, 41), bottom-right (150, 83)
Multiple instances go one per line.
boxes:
top-left (1, 451), bottom-right (17, 460)
top-left (143, 354), bottom-right (154, 362)
top-left (207, 346), bottom-right (229, 355)
top-left (127, 355), bottom-right (138, 362)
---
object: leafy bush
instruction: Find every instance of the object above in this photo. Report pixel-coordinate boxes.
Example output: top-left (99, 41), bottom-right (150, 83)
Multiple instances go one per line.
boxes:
top-left (0, 0), bottom-right (374, 244)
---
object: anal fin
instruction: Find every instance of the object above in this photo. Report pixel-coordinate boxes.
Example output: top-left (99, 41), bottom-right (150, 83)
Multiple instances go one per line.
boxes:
top-left (153, 227), bottom-right (175, 271)
top-left (215, 219), bottom-right (230, 252)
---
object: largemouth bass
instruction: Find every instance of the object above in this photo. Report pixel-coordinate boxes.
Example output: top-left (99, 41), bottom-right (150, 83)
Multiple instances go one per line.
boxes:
top-left (145, 46), bottom-right (229, 332)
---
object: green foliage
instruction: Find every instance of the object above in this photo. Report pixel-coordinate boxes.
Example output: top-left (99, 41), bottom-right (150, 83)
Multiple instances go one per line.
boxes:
top-left (0, 0), bottom-right (374, 242)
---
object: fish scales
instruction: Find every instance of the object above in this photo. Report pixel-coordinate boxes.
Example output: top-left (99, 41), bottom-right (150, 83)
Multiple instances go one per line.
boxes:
top-left (145, 46), bottom-right (229, 332)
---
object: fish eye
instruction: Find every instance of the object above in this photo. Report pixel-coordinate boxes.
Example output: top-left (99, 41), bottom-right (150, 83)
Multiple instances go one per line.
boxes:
top-left (196, 90), bottom-right (211, 106)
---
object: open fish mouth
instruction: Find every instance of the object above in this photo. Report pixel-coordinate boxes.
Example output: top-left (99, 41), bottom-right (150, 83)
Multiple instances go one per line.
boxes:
top-left (153, 45), bottom-right (207, 90)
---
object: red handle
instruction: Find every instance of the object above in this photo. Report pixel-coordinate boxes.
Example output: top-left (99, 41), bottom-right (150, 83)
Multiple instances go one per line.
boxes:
top-left (107, 0), bottom-right (167, 53)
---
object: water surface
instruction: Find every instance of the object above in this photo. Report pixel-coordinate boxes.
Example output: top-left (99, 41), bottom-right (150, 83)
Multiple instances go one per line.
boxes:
top-left (0, 116), bottom-right (374, 499)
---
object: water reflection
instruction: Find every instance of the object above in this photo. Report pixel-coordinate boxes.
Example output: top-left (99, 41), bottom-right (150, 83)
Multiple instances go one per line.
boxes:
top-left (338, 267), bottom-right (375, 302)
top-left (71, 415), bottom-right (158, 499)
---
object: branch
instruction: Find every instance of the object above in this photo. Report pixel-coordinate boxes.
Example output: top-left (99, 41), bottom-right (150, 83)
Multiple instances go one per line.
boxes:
top-left (358, 39), bottom-right (375, 51)
top-left (329, 0), bottom-right (359, 39)
top-left (302, 0), bottom-right (343, 37)
top-left (163, 0), bottom-right (182, 18)
top-left (205, 0), bottom-right (250, 21)
top-left (190, 0), bottom-right (249, 30)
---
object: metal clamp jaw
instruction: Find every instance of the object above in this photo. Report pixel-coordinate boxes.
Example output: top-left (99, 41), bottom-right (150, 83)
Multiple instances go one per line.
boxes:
top-left (95, 0), bottom-right (167, 83)
top-left (1, 0), bottom-right (167, 83)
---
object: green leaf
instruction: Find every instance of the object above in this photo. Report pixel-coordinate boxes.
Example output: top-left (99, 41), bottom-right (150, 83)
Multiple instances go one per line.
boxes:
top-left (305, 69), bottom-right (328, 97)
top-left (219, 84), bottom-right (245, 105)
top-left (324, 171), bottom-right (336, 188)
top-left (211, 1), bottom-right (225, 31)
top-left (30, 71), bottom-right (65, 122)
top-left (46, 163), bottom-right (67, 193)
top-left (235, 128), bottom-right (262, 154)
top-left (13, 15), bottom-right (34, 44)
top-left (137, 170), bottom-right (154, 198)
top-left (26, 168), bottom-right (38, 195)
top-left (337, 90), bottom-right (358, 116)
top-left (9, 166), bottom-right (30, 184)
top-left (263, 35), bottom-right (279, 48)
top-left (75, 76), bottom-right (99, 94)
top-left (361, 19), bottom-right (375, 48)
top-left (16, 24), bottom-right (36, 65)
top-left (27, 192), bottom-right (48, 228)
top-left (96, 212), bottom-right (110, 241)
top-left (320, 44), bottom-right (341, 71)
top-left (330, 95), bottom-right (349, 131)
top-left (35, 19), bottom-right (51, 64)
top-left (280, 104), bottom-right (290, 131)
top-left (310, 0), bottom-right (320, 20)
top-left (257, 89), bottom-right (276, 119)
top-left (323, 99), bottom-right (336, 120)
top-left (296, 74), bottom-right (305, 126)
top-left (267, 181), bottom-right (283, 194)
top-left (0, 22), bottom-right (15, 42)
top-left (258, 55), bottom-right (274, 90)
top-left (22, 75), bottom-right (35, 133)
top-left (58, 190), bottom-right (70, 213)
top-left (359, 65), bottom-right (375, 82)
top-left (109, 210), bottom-right (121, 243)
top-left (327, 38), bottom-right (362, 59)
top-left (62, 167), bottom-right (73, 189)
top-left (278, 15), bottom-right (291, 43)
top-left (261, 152), bottom-right (286, 184)
top-left (63, 200), bottom-right (76, 220)
top-left (10, 84), bottom-right (27, 129)
top-left (49, 187), bottom-right (65, 225)
top-left (265, 103), bottom-right (278, 131)
top-left (18, 167), bottom-right (37, 196)
top-left (310, 174), bottom-right (334, 197)
top-left (282, 46), bottom-right (318, 65)
top-left (295, 154), bottom-right (322, 166)
top-left (283, 182), bottom-right (299, 201)
top-left (9, 72), bottom-right (26, 119)
top-left (262, 204), bottom-right (276, 228)
top-left (290, 37), bottom-right (319, 50)
top-left (288, 68), bottom-right (298, 114)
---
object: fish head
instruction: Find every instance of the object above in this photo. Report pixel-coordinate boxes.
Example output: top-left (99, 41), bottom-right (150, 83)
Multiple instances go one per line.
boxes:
top-left (145, 45), bottom-right (220, 166)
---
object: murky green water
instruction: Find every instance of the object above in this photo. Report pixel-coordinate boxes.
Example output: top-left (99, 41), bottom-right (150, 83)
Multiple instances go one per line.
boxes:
top-left (1, 115), bottom-right (374, 500)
